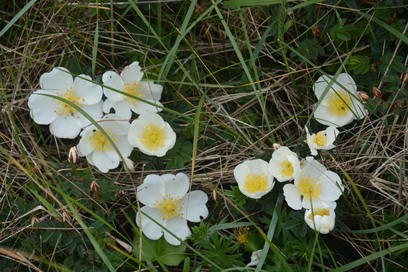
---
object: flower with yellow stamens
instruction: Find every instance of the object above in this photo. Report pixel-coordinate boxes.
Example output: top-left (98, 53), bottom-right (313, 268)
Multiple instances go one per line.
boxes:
top-left (136, 173), bottom-right (209, 245)
top-left (28, 67), bottom-right (103, 139)
top-left (283, 157), bottom-right (343, 210)
top-left (128, 112), bottom-right (176, 157)
top-left (234, 159), bottom-right (275, 199)
top-left (313, 73), bottom-right (367, 127)
top-left (269, 146), bottom-right (300, 182)
top-left (304, 202), bottom-right (336, 234)
top-left (305, 126), bottom-right (339, 156)
top-left (76, 114), bottom-right (133, 173)
top-left (102, 62), bottom-right (163, 119)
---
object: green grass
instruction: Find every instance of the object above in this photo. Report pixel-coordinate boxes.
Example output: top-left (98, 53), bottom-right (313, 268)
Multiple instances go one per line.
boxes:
top-left (1, 0), bottom-right (407, 271)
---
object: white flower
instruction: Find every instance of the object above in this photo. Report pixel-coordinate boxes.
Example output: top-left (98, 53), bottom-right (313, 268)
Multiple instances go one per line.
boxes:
top-left (247, 249), bottom-right (262, 267)
top-left (283, 157), bottom-right (343, 210)
top-left (128, 112), bottom-right (176, 157)
top-left (304, 202), bottom-right (336, 234)
top-left (306, 126), bottom-right (339, 156)
top-left (269, 146), bottom-right (300, 182)
top-left (313, 73), bottom-right (367, 127)
top-left (136, 173), bottom-right (209, 245)
top-left (102, 61), bottom-right (163, 119)
top-left (76, 114), bottom-right (133, 173)
top-left (28, 67), bottom-right (103, 139)
top-left (234, 159), bottom-right (275, 199)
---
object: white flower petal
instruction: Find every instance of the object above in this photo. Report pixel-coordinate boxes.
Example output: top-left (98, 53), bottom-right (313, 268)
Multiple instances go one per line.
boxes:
top-left (136, 206), bottom-right (164, 240)
top-left (163, 218), bottom-right (191, 246)
top-left (335, 73), bottom-right (357, 93)
top-left (91, 151), bottom-right (119, 173)
top-left (139, 81), bottom-right (163, 100)
top-left (314, 103), bottom-right (354, 127)
top-left (76, 102), bottom-right (104, 127)
top-left (130, 99), bottom-right (163, 114)
top-left (49, 116), bottom-right (82, 139)
top-left (28, 90), bottom-right (59, 124)
top-left (351, 98), bottom-right (367, 120)
top-left (313, 75), bottom-right (332, 100)
top-left (181, 191), bottom-right (209, 222)
top-left (40, 67), bottom-right (73, 90)
top-left (103, 99), bottom-right (132, 120)
top-left (163, 173), bottom-right (190, 198)
top-left (137, 174), bottom-right (165, 206)
top-left (319, 171), bottom-right (343, 202)
top-left (121, 61), bottom-right (144, 83)
top-left (102, 71), bottom-right (125, 102)
top-left (72, 75), bottom-right (103, 104)
top-left (283, 184), bottom-right (302, 210)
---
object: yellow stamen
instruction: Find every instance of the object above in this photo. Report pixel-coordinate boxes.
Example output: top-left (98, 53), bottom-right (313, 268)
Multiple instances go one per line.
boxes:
top-left (311, 208), bottom-right (330, 217)
top-left (56, 88), bottom-right (83, 116)
top-left (327, 90), bottom-right (352, 117)
top-left (89, 130), bottom-right (115, 152)
top-left (234, 227), bottom-right (249, 245)
top-left (279, 159), bottom-right (294, 177)
top-left (243, 173), bottom-right (269, 194)
top-left (124, 82), bottom-right (144, 105)
top-left (297, 175), bottom-right (321, 200)
top-left (313, 132), bottom-right (327, 147)
top-left (156, 195), bottom-right (182, 220)
top-left (141, 125), bottom-right (165, 151)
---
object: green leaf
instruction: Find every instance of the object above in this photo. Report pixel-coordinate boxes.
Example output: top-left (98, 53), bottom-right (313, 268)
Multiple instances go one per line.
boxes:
top-left (134, 235), bottom-right (186, 267)
top-left (347, 55), bottom-right (370, 74)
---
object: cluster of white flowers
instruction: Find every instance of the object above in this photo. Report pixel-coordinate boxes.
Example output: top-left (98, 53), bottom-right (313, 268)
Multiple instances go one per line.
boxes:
top-left (28, 62), bottom-right (176, 173)
top-left (234, 72), bottom-right (367, 234)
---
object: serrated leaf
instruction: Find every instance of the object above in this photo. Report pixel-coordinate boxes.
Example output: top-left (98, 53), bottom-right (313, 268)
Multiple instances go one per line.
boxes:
top-left (382, 75), bottom-right (401, 84)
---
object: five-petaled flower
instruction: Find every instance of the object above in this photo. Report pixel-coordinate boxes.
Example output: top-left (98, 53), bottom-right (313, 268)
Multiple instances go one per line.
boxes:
top-left (269, 146), bottom-right (300, 182)
top-left (304, 202), bottom-right (336, 234)
top-left (283, 157), bottom-right (343, 210)
top-left (128, 112), bottom-right (176, 157)
top-left (136, 173), bottom-right (209, 245)
top-left (76, 114), bottom-right (133, 173)
top-left (234, 159), bottom-right (275, 199)
top-left (102, 61), bottom-right (163, 119)
top-left (306, 126), bottom-right (339, 156)
top-left (313, 73), bottom-right (367, 127)
top-left (28, 67), bottom-right (103, 139)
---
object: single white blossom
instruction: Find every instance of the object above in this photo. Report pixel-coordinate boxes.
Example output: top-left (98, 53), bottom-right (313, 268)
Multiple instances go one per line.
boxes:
top-left (128, 112), bottom-right (176, 157)
top-left (102, 61), bottom-right (163, 119)
top-left (28, 67), bottom-right (103, 139)
top-left (76, 114), bottom-right (133, 173)
top-left (247, 249), bottom-right (262, 267)
top-left (234, 159), bottom-right (275, 199)
top-left (313, 73), bottom-right (367, 127)
top-left (306, 126), bottom-right (339, 156)
top-left (304, 202), bottom-right (336, 234)
top-left (283, 157), bottom-right (343, 210)
top-left (136, 173), bottom-right (209, 245)
top-left (269, 146), bottom-right (300, 182)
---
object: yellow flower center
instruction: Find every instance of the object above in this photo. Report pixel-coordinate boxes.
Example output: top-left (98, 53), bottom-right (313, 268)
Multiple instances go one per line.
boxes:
top-left (297, 175), bottom-right (321, 200)
top-left (89, 130), bottom-right (115, 152)
top-left (243, 173), bottom-right (269, 194)
top-left (313, 132), bottom-right (327, 147)
top-left (124, 82), bottom-right (144, 105)
top-left (234, 227), bottom-right (249, 245)
top-left (327, 90), bottom-right (352, 117)
top-left (311, 208), bottom-right (330, 217)
top-left (56, 88), bottom-right (83, 116)
top-left (156, 195), bottom-right (182, 220)
top-left (279, 159), bottom-right (294, 177)
top-left (141, 125), bottom-right (165, 151)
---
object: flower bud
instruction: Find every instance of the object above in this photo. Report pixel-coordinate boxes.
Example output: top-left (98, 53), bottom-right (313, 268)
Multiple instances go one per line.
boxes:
top-left (68, 146), bottom-right (78, 164)
top-left (90, 180), bottom-right (100, 194)
top-left (372, 87), bottom-right (383, 99)
top-left (358, 91), bottom-right (369, 101)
